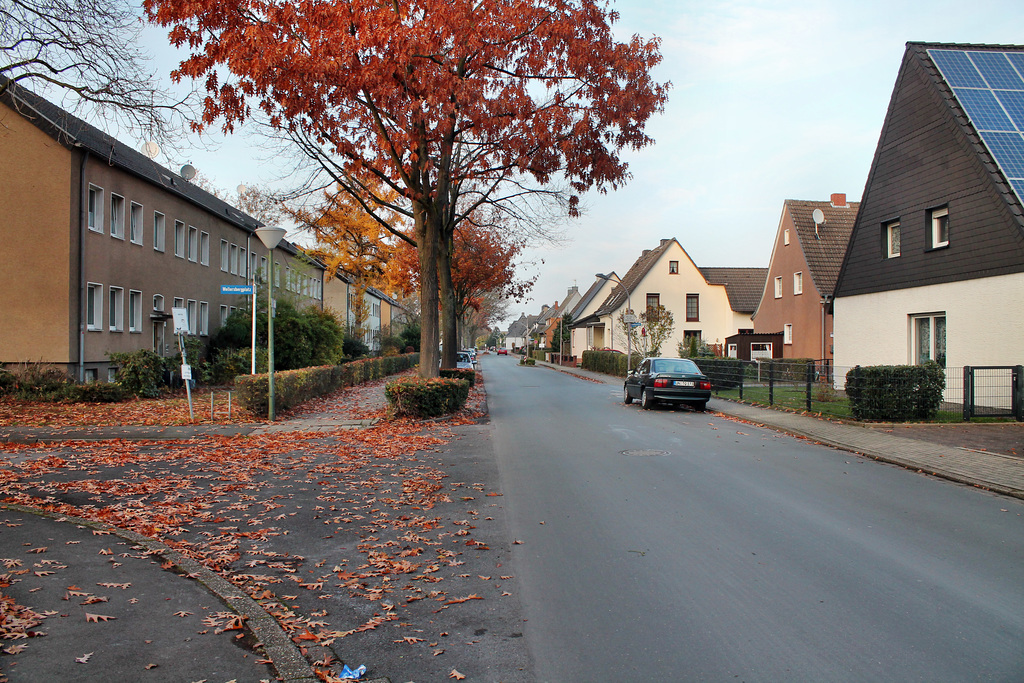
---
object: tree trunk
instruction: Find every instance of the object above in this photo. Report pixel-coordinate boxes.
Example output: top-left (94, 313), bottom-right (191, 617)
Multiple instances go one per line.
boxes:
top-left (438, 228), bottom-right (457, 369)
top-left (416, 207), bottom-right (440, 378)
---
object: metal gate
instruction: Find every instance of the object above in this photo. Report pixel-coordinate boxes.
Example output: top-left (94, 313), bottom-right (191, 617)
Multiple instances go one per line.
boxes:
top-left (962, 366), bottom-right (1024, 420)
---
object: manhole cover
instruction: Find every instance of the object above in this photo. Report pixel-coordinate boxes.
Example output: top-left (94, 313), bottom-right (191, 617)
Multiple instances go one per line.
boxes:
top-left (621, 449), bottom-right (670, 457)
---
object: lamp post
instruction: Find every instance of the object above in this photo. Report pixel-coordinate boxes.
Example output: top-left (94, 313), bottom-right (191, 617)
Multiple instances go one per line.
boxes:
top-left (254, 226), bottom-right (287, 421)
top-left (596, 273), bottom-right (632, 373)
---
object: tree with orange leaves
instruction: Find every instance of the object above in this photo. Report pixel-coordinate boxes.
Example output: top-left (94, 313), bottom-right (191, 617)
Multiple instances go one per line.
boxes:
top-left (146, 0), bottom-right (669, 376)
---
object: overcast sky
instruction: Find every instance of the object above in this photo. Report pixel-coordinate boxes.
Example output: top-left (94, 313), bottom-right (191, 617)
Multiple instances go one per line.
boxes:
top-left (139, 0), bottom-right (1024, 326)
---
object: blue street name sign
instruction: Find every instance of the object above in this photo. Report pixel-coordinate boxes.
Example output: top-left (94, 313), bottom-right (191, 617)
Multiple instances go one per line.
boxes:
top-left (221, 285), bottom-right (253, 295)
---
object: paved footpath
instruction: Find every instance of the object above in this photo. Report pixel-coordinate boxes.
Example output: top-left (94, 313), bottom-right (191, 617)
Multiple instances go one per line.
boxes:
top-left (534, 359), bottom-right (1024, 501)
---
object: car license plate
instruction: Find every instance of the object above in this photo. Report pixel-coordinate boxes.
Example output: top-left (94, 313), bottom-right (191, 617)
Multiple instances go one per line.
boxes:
top-left (674, 380), bottom-right (694, 387)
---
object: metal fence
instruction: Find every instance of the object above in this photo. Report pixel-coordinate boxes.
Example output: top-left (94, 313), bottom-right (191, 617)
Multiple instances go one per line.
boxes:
top-left (695, 359), bottom-right (1023, 422)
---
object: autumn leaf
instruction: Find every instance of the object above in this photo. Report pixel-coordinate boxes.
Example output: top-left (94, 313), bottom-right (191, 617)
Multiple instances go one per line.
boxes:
top-left (449, 669), bottom-right (466, 680)
top-left (75, 652), bottom-right (93, 663)
top-left (174, 611), bottom-right (193, 617)
top-left (27, 547), bottom-right (47, 554)
top-left (85, 613), bottom-right (115, 622)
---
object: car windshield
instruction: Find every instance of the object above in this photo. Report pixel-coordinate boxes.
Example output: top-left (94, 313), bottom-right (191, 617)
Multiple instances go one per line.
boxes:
top-left (456, 353), bottom-right (470, 363)
top-left (650, 359), bottom-right (699, 374)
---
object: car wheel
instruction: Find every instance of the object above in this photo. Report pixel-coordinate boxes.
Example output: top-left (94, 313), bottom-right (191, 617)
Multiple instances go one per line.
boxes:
top-left (641, 387), bottom-right (655, 410)
top-left (623, 386), bottom-right (633, 405)
top-left (692, 400), bottom-right (708, 412)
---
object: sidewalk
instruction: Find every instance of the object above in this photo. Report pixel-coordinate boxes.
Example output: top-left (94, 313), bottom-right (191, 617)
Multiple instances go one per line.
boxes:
top-left (533, 359), bottom-right (1024, 501)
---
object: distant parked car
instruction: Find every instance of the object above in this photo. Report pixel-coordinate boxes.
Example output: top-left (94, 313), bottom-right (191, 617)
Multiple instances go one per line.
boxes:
top-left (497, 348), bottom-right (508, 355)
top-left (623, 357), bottom-right (711, 411)
top-left (455, 352), bottom-right (474, 369)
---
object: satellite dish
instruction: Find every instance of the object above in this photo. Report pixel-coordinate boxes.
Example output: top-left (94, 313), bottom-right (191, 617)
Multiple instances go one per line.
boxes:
top-left (140, 141), bottom-right (160, 159)
top-left (180, 164), bottom-right (197, 181)
top-left (236, 184), bottom-right (248, 195)
top-left (812, 208), bottom-right (825, 225)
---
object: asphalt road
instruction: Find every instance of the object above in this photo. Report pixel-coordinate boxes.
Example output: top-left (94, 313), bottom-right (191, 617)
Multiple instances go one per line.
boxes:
top-left (483, 355), bottom-right (1024, 682)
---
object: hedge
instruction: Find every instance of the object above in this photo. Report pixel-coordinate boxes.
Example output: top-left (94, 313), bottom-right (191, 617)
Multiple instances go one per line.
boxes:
top-left (236, 353), bottom-right (420, 418)
top-left (844, 362), bottom-right (945, 421)
top-left (385, 377), bottom-right (470, 417)
top-left (440, 368), bottom-right (476, 387)
top-left (581, 350), bottom-right (630, 377)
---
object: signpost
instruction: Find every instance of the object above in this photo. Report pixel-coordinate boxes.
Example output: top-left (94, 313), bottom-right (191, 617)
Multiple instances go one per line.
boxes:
top-left (171, 307), bottom-right (195, 421)
top-left (220, 284), bottom-right (254, 295)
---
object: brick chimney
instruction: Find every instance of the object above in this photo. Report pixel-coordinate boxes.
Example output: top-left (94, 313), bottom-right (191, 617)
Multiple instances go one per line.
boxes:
top-left (830, 193), bottom-right (847, 207)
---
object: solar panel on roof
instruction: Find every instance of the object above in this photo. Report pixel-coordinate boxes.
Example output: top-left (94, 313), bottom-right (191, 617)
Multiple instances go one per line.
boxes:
top-left (929, 48), bottom-right (1024, 202)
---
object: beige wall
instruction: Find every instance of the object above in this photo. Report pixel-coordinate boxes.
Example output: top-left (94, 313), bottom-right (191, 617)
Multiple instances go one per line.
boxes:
top-left (753, 209), bottom-right (833, 359)
top-left (0, 103), bottom-right (75, 364)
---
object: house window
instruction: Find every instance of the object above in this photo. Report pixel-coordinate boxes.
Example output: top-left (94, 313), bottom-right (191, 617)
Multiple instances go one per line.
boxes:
top-left (130, 202), bottom-right (143, 244)
top-left (260, 256), bottom-right (268, 281)
top-left (84, 368), bottom-right (98, 382)
top-left (784, 323), bottom-right (793, 345)
top-left (187, 300), bottom-right (197, 334)
top-left (188, 226), bottom-right (198, 262)
top-left (885, 220), bottom-right (901, 258)
top-left (174, 221), bottom-right (186, 257)
top-left (107, 368), bottom-right (117, 383)
top-left (912, 314), bottom-right (946, 367)
top-left (274, 262), bottom-right (281, 287)
top-left (250, 254), bottom-right (258, 280)
top-left (128, 290), bottom-right (142, 332)
top-left (200, 232), bottom-right (210, 265)
top-left (230, 244), bottom-right (238, 274)
top-left (199, 302), bottom-right (209, 336)
top-left (930, 206), bottom-right (949, 249)
top-left (783, 229), bottom-right (790, 246)
top-left (153, 212), bottom-right (165, 252)
top-left (774, 276), bottom-right (783, 299)
top-left (793, 271), bottom-right (803, 295)
top-left (86, 283), bottom-right (102, 330)
top-left (645, 293), bottom-right (660, 315)
top-left (110, 194), bottom-right (125, 239)
top-left (108, 286), bottom-right (124, 332)
top-left (669, 261), bottom-right (679, 274)
top-left (727, 343), bottom-right (738, 358)
top-left (88, 186), bottom-right (103, 232)
top-left (686, 294), bottom-right (699, 322)
top-left (153, 294), bottom-right (164, 312)
top-left (238, 249), bottom-right (247, 278)
top-left (173, 297), bottom-right (184, 310)
top-left (220, 305), bottom-right (229, 326)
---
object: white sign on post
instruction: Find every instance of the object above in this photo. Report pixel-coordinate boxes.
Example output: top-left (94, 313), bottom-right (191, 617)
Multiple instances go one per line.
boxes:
top-left (180, 364), bottom-right (193, 381)
top-left (171, 307), bottom-right (189, 335)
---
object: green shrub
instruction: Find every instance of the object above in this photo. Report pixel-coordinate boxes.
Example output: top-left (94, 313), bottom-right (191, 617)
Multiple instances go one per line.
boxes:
top-left (692, 358), bottom-right (746, 389)
top-left (520, 357), bottom-right (536, 366)
top-left (236, 353), bottom-right (420, 417)
top-left (63, 382), bottom-right (127, 402)
top-left (845, 362), bottom-right (945, 421)
top-left (581, 350), bottom-right (629, 376)
top-left (0, 369), bottom-right (15, 395)
top-left (440, 368), bottom-right (476, 386)
top-left (385, 377), bottom-right (469, 417)
top-left (109, 349), bottom-right (167, 398)
top-left (343, 336), bottom-right (370, 359)
top-left (7, 363), bottom-right (72, 400)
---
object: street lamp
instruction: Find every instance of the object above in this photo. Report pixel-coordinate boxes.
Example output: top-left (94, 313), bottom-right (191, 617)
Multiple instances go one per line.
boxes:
top-left (595, 273), bottom-right (632, 373)
top-left (254, 226), bottom-right (287, 421)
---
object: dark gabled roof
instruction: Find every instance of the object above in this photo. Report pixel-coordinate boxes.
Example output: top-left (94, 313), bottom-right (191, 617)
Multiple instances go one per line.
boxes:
top-left (506, 314), bottom-right (536, 338)
top-left (698, 267), bottom-right (769, 313)
top-left (594, 240), bottom-right (676, 316)
top-left (1, 79), bottom-right (310, 261)
top-left (569, 277), bottom-right (608, 320)
top-left (785, 199), bottom-right (859, 296)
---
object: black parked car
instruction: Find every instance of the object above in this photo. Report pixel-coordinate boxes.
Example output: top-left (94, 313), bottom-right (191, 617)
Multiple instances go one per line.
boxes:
top-left (624, 357), bottom-right (712, 411)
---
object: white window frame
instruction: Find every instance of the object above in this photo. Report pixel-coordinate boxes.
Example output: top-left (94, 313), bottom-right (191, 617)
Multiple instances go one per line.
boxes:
top-left (199, 301), bottom-right (209, 336)
top-left (153, 212), bottom-right (165, 252)
top-left (220, 305), bottom-right (230, 326)
top-left (784, 323), bottom-right (793, 345)
top-left (200, 231), bottom-right (210, 266)
top-left (239, 248), bottom-right (247, 278)
top-left (153, 294), bottom-right (164, 312)
top-left (129, 202), bottom-right (143, 244)
top-left (108, 286), bottom-right (124, 332)
top-left (187, 299), bottom-right (197, 335)
top-left (88, 185), bottom-right (103, 233)
top-left (886, 220), bottom-right (901, 258)
top-left (86, 283), bottom-right (103, 331)
top-left (221, 240), bottom-right (230, 272)
top-left (110, 194), bottom-right (125, 239)
top-left (107, 368), bottom-right (117, 383)
top-left (793, 271), bottom-right (803, 295)
top-left (188, 226), bottom-right (198, 262)
top-left (128, 290), bottom-right (142, 332)
top-left (774, 276), bottom-right (783, 299)
top-left (174, 221), bottom-right (186, 258)
top-left (229, 244), bottom-right (238, 274)
top-left (930, 207), bottom-right (949, 249)
top-left (911, 313), bottom-right (947, 367)
top-left (783, 228), bottom-right (790, 246)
